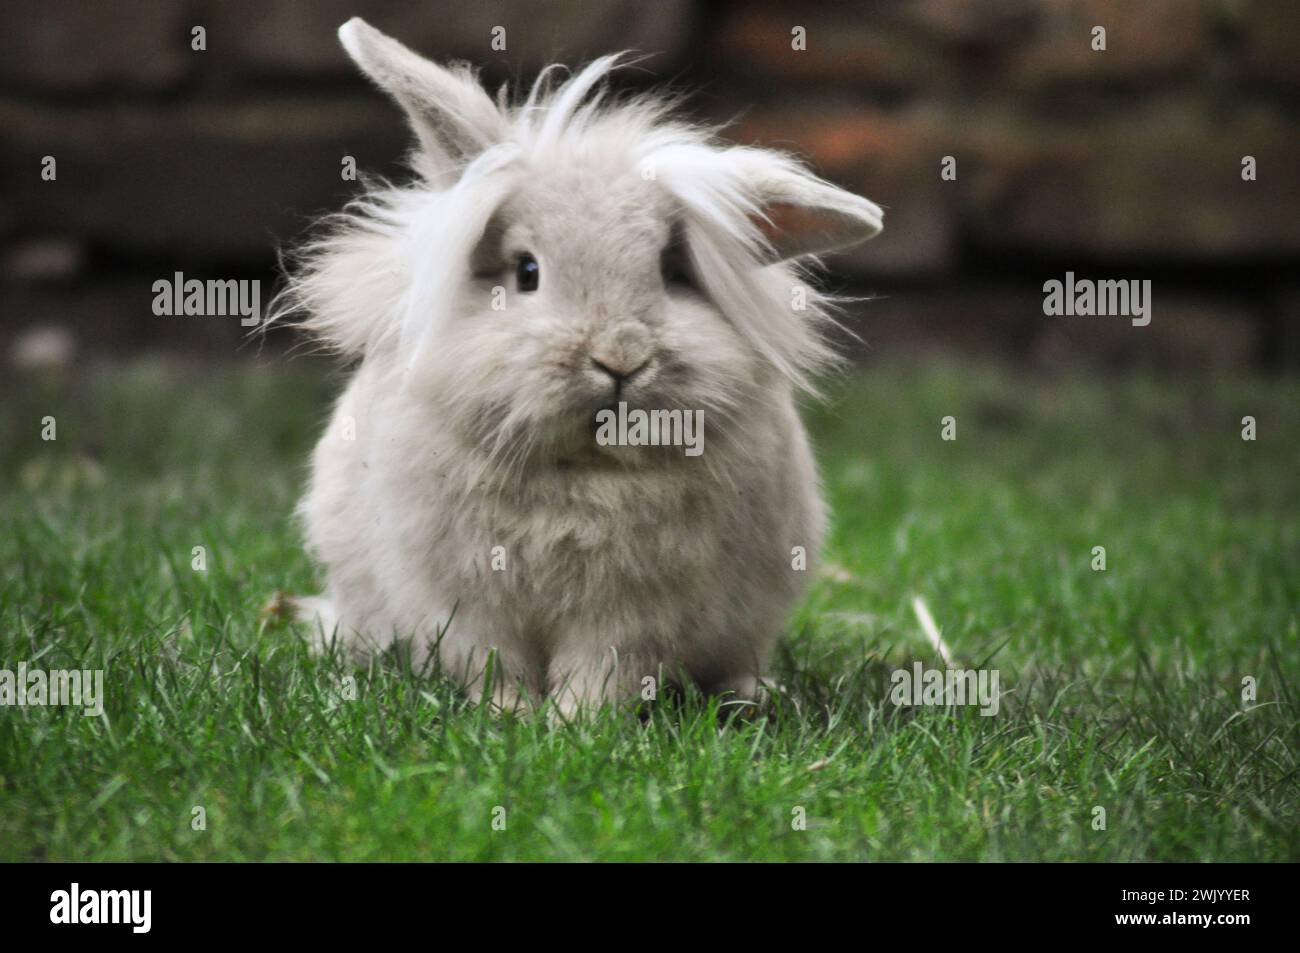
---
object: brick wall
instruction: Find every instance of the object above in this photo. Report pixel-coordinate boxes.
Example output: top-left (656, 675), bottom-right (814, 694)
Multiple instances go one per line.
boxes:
top-left (3, 0), bottom-right (1297, 368)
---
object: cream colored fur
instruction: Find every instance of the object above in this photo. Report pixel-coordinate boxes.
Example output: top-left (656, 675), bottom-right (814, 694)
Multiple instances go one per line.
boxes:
top-left (277, 18), bottom-right (883, 715)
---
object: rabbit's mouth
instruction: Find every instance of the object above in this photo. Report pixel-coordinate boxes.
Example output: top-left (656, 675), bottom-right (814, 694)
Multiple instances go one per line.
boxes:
top-left (554, 446), bottom-right (628, 473)
top-left (533, 409), bottom-right (648, 473)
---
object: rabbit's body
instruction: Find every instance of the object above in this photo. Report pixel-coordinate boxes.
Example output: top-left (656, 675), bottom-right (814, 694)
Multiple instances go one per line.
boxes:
top-left (302, 358), bottom-right (822, 711)
top-left (284, 19), bottom-right (881, 713)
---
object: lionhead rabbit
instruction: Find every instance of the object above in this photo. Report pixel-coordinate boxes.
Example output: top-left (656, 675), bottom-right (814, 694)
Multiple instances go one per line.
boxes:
top-left (282, 18), bottom-right (883, 715)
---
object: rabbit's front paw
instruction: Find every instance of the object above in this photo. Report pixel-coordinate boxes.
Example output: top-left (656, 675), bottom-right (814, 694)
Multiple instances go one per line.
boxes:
top-left (286, 594), bottom-right (344, 654)
top-left (546, 648), bottom-right (661, 719)
top-left (712, 673), bottom-right (782, 719)
top-left (466, 678), bottom-right (532, 717)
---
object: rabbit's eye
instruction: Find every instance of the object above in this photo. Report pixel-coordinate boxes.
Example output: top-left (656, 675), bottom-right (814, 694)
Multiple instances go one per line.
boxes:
top-left (516, 253), bottom-right (540, 293)
top-left (661, 224), bottom-right (696, 289)
top-left (661, 245), bottom-right (694, 289)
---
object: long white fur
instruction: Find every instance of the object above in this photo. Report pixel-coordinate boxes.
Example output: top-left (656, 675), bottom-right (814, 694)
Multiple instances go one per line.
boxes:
top-left (275, 18), bottom-right (883, 715)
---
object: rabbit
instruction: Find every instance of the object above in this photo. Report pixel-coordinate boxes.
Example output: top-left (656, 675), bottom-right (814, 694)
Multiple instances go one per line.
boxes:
top-left (279, 18), bottom-right (883, 716)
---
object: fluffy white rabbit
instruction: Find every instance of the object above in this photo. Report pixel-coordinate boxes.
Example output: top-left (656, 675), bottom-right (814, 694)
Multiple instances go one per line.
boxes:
top-left (281, 18), bottom-right (883, 715)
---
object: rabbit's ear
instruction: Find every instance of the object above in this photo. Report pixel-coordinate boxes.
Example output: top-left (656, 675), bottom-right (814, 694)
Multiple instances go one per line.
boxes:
top-left (338, 18), bottom-right (505, 178)
top-left (733, 150), bottom-right (883, 261)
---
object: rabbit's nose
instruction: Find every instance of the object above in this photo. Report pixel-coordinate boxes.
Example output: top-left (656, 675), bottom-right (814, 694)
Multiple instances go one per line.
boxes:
top-left (590, 355), bottom-right (650, 384)
top-left (589, 325), bottom-right (653, 389)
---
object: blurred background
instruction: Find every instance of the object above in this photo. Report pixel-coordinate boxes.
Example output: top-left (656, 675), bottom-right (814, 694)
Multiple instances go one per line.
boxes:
top-left (1, 0), bottom-right (1297, 371)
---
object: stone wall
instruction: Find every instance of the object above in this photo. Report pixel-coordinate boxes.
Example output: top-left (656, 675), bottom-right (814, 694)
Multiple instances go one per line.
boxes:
top-left (3, 0), bottom-right (1297, 369)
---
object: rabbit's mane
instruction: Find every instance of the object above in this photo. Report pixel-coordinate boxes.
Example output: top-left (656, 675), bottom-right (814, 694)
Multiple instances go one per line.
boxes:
top-left (273, 55), bottom-right (845, 393)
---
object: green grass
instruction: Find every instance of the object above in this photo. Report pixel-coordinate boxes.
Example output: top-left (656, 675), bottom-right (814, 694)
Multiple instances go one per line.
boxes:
top-left (1, 354), bottom-right (1297, 861)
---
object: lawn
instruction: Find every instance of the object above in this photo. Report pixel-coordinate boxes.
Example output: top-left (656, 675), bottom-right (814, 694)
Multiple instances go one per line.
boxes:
top-left (1, 354), bottom-right (1296, 861)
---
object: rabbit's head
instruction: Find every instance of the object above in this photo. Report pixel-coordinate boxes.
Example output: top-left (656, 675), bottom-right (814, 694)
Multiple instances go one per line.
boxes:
top-left (283, 18), bottom-right (882, 469)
